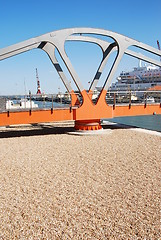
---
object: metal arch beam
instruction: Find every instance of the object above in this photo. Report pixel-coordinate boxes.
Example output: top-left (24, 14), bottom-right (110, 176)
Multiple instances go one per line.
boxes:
top-left (0, 39), bottom-right (74, 93)
top-left (0, 27), bottom-right (161, 93)
top-left (1, 28), bottom-right (160, 62)
top-left (62, 27), bottom-right (161, 57)
top-left (67, 35), bottom-right (110, 52)
top-left (43, 35), bottom-right (117, 93)
top-left (41, 35), bottom-right (118, 95)
top-left (40, 36), bottom-right (117, 93)
top-left (39, 42), bottom-right (73, 92)
top-left (0, 33), bottom-right (118, 94)
top-left (66, 32), bottom-right (161, 90)
top-left (0, 36), bottom-right (84, 92)
top-left (41, 36), bottom-right (117, 93)
top-left (43, 34), bottom-right (117, 93)
top-left (61, 28), bottom-right (161, 90)
top-left (0, 35), bottom-right (109, 93)
top-left (0, 38), bottom-right (40, 60)
top-left (47, 28), bottom-right (122, 92)
top-left (0, 34), bottom-right (108, 93)
top-left (125, 49), bottom-right (161, 67)
top-left (51, 27), bottom-right (161, 88)
top-left (67, 35), bottom-right (118, 91)
top-left (91, 42), bottom-right (117, 91)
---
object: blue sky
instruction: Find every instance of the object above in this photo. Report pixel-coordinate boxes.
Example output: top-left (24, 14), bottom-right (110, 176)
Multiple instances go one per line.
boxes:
top-left (0, 0), bottom-right (161, 95)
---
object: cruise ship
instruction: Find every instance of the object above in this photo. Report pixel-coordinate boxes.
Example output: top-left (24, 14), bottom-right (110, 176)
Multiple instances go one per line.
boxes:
top-left (110, 61), bottom-right (161, 91)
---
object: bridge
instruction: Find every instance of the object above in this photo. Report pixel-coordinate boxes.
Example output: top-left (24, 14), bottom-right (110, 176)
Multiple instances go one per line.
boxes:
top-left (0, 28), bottom-right (161, 130)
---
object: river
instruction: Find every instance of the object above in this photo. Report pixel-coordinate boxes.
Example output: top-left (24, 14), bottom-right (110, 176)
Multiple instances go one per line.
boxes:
top-left (105, 115), bottom-right (161, 132)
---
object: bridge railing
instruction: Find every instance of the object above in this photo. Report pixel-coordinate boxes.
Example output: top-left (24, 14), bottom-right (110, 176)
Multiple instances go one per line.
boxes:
top-left (0, 93), bottom-right (71, 112)
top-left (106, 90), bottom-right (161, 106)
top-left (0, 90), bottom-right (161, 112)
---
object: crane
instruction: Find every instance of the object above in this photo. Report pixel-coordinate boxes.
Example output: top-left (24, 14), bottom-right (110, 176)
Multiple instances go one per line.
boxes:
top-left (157, 40), bottom-right (161, 62)
top-left (36, 68), bottom-right (41, 94)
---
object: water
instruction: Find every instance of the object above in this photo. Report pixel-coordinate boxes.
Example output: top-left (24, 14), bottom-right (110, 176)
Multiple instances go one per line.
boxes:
top-left (34, 101), bottom-right (70, 109)
top-left (105, 115), bottom-right (161, 132)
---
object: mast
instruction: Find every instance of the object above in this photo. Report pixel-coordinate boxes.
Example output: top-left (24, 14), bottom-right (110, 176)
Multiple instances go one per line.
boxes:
top-left (139, 60), bottom-right (142, 67)
top-left (157, 40), bottom-right (161, 62)
top-left (36, 68), bottom-right (41, 94)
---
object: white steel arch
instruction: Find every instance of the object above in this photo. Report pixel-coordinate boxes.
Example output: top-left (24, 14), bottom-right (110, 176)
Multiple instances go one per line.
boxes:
top-left (0, 27), bottom-right (161, 94)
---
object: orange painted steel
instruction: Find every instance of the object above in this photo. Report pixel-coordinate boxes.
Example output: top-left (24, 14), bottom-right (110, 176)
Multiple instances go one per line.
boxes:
top-left (72, 89), bottom-right (161, 129)
top-left (0, 108), bottom-right (73, 127)
top-left (70, 90), bottom-right (80, 107)
top-left (0, 89), bottom-right (161, 128)
top-left (113, 104), bottom-right (161, 117)
top-left (75, 120), bottom-right (102, 131)
top-left (73, 90), bottom-right (113, 120)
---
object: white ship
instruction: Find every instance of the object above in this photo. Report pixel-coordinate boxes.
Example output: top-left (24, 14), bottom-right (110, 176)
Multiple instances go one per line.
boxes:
top-left (6, 99), bottom-right (38, 110)
top-left (110, 61), bottom-right (161, 91)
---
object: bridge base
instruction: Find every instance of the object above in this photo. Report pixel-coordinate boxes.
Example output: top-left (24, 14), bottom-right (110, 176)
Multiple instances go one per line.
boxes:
top-left (74, 120), bottom-right (102, 131)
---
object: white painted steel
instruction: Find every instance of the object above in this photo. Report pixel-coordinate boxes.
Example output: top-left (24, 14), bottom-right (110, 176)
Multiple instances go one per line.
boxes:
top-left (0, 28), bottom-right (161, 93)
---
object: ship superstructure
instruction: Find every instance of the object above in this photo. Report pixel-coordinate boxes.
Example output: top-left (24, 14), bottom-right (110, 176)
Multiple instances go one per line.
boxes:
top-left (110, 61), bottom-right (161, 91)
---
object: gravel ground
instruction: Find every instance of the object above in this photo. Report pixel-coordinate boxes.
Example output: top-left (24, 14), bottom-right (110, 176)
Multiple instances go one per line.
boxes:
top-left (0, 126), bottom-right (160, 239)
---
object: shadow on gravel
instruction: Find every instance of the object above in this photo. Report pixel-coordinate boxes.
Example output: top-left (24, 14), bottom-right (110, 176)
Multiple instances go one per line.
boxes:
top-left (0, 122), bottom-right (135, 139)
top-left (0, 124), bottom-right (74, 139)
top-left (102, 123), bottom-right (133, 130)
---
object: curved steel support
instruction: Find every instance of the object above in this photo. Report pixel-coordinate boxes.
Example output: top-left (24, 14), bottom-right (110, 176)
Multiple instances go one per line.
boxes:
top-left (66, 35), bottom-right (118, 92)
top-left (0, 27), bottom-right (161, 97)
top-left (38, 42), bottom-right (73, 92)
